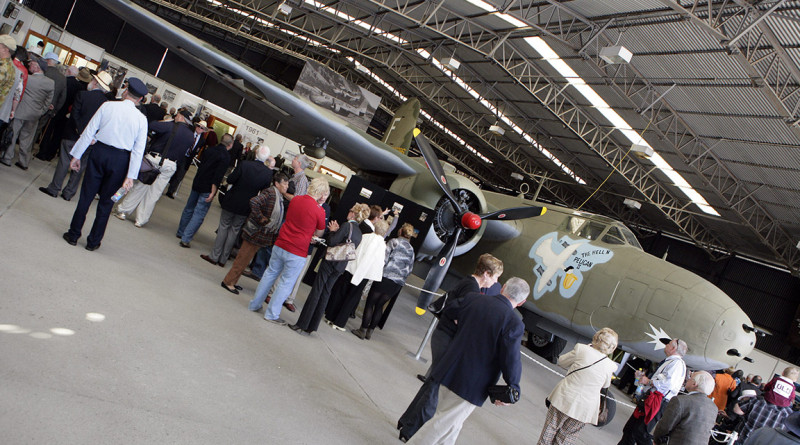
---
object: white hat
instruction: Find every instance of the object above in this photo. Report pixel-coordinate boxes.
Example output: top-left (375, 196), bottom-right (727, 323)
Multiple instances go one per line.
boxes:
top-left (92, 71), bottom-right (113, 92)
top-left (196, 120), bottom-right (209, 130)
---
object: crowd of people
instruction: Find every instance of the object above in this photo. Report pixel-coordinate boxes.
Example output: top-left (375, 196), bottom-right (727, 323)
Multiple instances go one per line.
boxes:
top-left (5, 33), bottom-right (800, 445)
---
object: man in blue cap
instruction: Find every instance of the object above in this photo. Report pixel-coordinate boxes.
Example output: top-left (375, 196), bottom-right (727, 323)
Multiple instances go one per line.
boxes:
top-left (62, 77), bottom-right (149, 251)
top-left (34, 51), bottom-right (66, 160)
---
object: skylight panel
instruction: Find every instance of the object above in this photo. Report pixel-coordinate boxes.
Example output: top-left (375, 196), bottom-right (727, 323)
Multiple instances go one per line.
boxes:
top-left (525, 36), bottom-right (720, 215)
top-left (303, 0), bottom-right (408, 45)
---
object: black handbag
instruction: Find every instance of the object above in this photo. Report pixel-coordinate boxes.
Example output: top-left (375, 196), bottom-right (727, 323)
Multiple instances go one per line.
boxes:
top-left (138, 122), bottom-right (179, 185)
top-left (427, 293), bottom-right (449, 318)
top-left (488, 385), bottom-right (520, 404)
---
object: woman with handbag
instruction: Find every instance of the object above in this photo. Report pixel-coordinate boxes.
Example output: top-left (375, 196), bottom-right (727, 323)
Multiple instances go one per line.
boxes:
top-left (220, 172), bottom-right (289, 294)
top-left (538, 327), bottom-right (619, 445)
top-left (288, 203), bottom-right (369, 336)
top-left (351, 223), bottom-right (416, 340)
top-left (324, 217), bottom-right (389, 331)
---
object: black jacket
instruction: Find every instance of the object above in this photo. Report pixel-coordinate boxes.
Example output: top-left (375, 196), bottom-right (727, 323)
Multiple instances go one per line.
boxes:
top-left (143, 102), bottom-right (166, 122)
top-left (65, 89), bottom-right (108, 141)
top-left (147, 120), bottom-right (195, 161)
top-left (221, 160), bottom-right (273, 216)
top-left (192, 144), bottom-right (230, 194)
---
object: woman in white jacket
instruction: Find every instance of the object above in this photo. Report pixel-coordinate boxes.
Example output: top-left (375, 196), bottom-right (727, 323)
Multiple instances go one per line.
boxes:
top-left (538, 327), bottom-right (619, 445)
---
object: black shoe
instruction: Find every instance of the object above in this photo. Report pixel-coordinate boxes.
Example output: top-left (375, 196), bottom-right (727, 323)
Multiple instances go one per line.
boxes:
top-left (242, 270), bottom-right (261, 281)
top-left (165, 192), bottom-right (175, 199)
top-left (14, 162), bottom-right (28, 170)
top-left (416, 374), bottom-right (427, 383)
top-left (351, 328), bottom-right (367, 340)
top-left (61, 194), bottom-right (71, 201)
top-left (234, 284), bottom-right (243, 291)
top-left (179, 241), bottom-right (190, 248)
top-left (221, 281), bottom-right (239, 294)
top-left (85, 243), bottom-right (101, 251)
top-left (62, 232), bottom-right (77, 246)
top-left (39, 187), bottom-right (57, 198)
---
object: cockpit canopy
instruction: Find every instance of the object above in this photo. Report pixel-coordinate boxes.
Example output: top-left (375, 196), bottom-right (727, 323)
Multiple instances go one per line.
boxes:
top-left (560, 214), bottom-right (642, 250)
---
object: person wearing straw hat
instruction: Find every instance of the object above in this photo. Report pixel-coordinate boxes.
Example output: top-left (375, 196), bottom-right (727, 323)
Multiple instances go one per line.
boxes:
top-left (40, 71), bottom-right (111, 201)
top-left (1, 57), bottom-right (53, 169)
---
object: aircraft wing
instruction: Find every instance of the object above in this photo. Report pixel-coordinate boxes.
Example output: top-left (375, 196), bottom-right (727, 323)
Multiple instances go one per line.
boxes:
top-left (96, 0), bottom-right (421, 177)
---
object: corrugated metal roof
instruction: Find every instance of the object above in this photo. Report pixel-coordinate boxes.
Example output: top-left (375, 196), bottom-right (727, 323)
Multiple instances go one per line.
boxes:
top-left (561, 0), bottom-right (666, 19)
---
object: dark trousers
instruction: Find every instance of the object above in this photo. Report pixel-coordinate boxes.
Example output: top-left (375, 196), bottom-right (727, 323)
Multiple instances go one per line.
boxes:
top-left (423, 328), bottom-right (453, 379)
top-left (325, 271), bottom-right (367, 328)
top-left (398, 379), bottom-right (440, 440)
top-left (618, 398), bottom-right (668, 445)
top-left (68, 143), bottom-right (130, 247)
top-left (295, 260), bottom-right (343, 332)
top-left (360, 279), bottom-right (402, 330)
top-left (167, 155), bottom-right (192, 195)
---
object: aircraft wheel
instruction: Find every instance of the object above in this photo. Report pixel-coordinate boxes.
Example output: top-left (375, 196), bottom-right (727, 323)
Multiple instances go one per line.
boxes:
top-left (595, 391), bottom-right (616, 427)
top-left (525, 333), bottom-right (566, 364)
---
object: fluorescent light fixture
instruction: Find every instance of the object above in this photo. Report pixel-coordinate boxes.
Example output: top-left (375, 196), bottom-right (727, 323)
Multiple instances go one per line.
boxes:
top-left (441, 57), bottom-right (461, 71)
top-left (599, 46), bottom-right (633, 64)
top-left (495, 13), bottom-right (527, 28)
top-left (623, 198), bottom-right (642, 210)
top-left (304, 0), bottom-right (408, 45)
top-left (525, 36), bottom-right (721, 216)
top-left (510, 172), bottom-right (524, 180)
top-left (489, 124), bottom-right (505, 136)
top-left (631, 143), bottom-right (654, 159)
top-left (277, 2), bottom-right (292, 16)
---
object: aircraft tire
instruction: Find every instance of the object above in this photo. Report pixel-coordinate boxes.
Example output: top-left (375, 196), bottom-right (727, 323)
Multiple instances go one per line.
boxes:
top-left (525, 333), bottom-right (567, 364)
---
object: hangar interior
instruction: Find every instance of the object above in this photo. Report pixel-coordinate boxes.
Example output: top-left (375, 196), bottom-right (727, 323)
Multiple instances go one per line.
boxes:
top-left (30, 0), bottom-right (800, 360)
top-left (2, 0), bottom-right (800, 442)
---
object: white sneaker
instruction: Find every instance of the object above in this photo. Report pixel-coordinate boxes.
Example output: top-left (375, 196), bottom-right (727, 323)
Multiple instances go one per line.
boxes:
top-left (115, 212), bottom-right (126, 221)
top-left (134, 222), bottom-right (143, 228)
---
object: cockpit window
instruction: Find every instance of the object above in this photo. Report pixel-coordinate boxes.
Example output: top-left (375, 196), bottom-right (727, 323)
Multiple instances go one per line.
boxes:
top-left (619, 226), bottom-right (642, 249)
top-left (565, 217), bottom-right (586, 235)
top-left (578, 221), bottom-right (606, 240)
top-left (602, 227), bottom-right (626, 245)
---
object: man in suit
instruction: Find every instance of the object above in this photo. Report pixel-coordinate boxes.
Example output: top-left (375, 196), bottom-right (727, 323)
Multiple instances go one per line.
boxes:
top-left (143, 93), bottom-right (165, 123)
top-left (652, 371), bottom-right (718, 445)
top-left (1, 57), bottom-right (53, 169)
top-left (165, 119), bottom-right (207, 198)
top-left (114, 109), bottom-right (196, 227)
top-left (36, 65), bottom-right (90, 161)
top-left (200, 145), bottom-right (272, 266)
top-left (34, 52), bottom-right (66, 153)
top-left (402, 277), bottom-right (528, 444)
top-left (40, 71), bottom-right (111, 201)
top-left (228, 133), bottom-right (244, 171)
top-left (62, 77), bottom-right (149, 251)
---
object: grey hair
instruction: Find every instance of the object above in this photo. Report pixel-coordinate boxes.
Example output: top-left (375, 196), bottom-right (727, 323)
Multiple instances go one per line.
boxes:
top-left (255, 146), bottom-right (270, 162)
top-left (783, 367), bottom-right (800, 381)
top-left (674, 339), bottom-right (688, 356)
top-left (295, 154), bottom-right (311, 170)
top-left (503, 277), bottom-right (530, 305)
top-left (692, 371), bottom-right (715, 395)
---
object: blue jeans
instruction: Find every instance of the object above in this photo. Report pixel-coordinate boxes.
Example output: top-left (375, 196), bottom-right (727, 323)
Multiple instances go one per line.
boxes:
top-left (176, 190), bottom-right (211, 243)
top-left (248, 246), bottom-right (306, 320)
top-left (250, 245), bottom-right (273, 277)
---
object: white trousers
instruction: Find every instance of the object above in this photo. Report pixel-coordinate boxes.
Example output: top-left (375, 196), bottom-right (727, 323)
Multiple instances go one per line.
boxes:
top-left (409, 385), bottom-right (476, 445)
top-left (117, 154), bottom-right (177, 225)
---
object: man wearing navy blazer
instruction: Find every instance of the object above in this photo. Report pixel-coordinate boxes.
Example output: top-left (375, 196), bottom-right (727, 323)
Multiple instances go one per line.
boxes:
top-left (403, 277), bottom-right (528, 444)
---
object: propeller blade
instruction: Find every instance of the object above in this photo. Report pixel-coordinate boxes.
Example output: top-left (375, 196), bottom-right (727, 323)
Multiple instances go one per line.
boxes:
top-left (481, 205), bottom-right (547, 221)
top-left (413, 128), bottom-right (460, 208)
top-left (416, 227), bottom-right (462, 315)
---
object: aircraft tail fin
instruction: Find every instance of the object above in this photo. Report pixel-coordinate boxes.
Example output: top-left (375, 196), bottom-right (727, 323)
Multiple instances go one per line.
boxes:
top-left (382, 98), bottom-right (421, 155)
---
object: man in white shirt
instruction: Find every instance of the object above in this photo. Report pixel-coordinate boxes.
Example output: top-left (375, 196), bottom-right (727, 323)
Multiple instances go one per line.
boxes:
top-left (62, 77), bottom-right (149, 251)
top-left (618, 338), bottom-right (688, 445)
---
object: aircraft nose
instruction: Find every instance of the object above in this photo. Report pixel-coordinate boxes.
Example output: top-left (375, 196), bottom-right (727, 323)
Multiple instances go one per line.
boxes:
top-left (708, 306), bottom-right (757, 367)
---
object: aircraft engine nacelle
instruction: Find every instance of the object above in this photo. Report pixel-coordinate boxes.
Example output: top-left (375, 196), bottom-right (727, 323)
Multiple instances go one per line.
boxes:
top-left (390, 169), bottom-right (488, 259)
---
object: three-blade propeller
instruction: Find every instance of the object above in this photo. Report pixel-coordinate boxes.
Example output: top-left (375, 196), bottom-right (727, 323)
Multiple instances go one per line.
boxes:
top-left (412, 129), bottom-right (546, 314)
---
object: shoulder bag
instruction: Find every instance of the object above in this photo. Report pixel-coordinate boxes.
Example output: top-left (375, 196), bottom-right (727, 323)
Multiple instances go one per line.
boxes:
top-left (325, 223), bottom-right (356, 262)
top-left (545, 354), bottom-right (609, 420)
top-left (138, 122), bottom-right (179, 185)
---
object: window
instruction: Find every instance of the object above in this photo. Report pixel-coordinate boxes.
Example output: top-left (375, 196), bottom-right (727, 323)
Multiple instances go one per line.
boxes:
top-left (602, 226), bottom-right (626, 245)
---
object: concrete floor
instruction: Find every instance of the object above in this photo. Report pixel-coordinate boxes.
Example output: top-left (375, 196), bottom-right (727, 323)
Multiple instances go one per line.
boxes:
top-left (0, 157), bottom-right (631, 444)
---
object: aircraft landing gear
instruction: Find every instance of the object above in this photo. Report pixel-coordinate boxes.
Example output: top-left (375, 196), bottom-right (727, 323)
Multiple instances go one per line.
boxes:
top-left (524, 332), bottom-right (567, 364)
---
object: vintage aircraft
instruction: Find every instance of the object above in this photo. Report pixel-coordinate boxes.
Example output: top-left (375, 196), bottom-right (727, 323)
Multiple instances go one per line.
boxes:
top-left (98, 0), bottom-right (756, 371)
